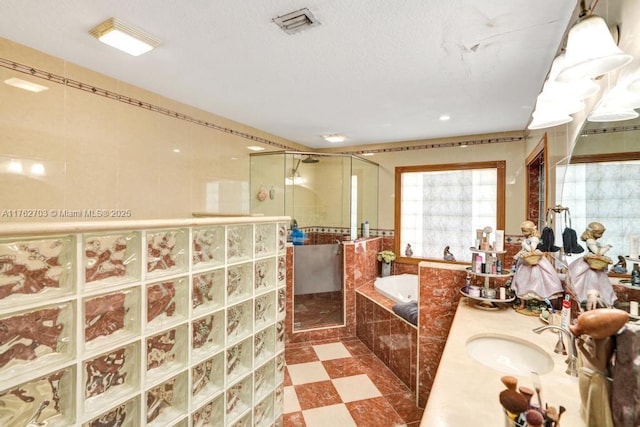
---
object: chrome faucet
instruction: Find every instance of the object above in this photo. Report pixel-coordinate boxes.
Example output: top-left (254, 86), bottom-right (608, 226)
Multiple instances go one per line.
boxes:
top-left (532, 325), bottom-right (578, 377)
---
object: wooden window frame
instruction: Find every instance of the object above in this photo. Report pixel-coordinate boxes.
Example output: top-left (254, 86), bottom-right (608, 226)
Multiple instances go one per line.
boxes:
top-left (394, 161), bottom-right (506, 264)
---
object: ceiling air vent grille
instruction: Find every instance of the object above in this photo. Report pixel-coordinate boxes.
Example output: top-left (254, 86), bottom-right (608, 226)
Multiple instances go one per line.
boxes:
top-left (273, 8), bottom-right (320, 34)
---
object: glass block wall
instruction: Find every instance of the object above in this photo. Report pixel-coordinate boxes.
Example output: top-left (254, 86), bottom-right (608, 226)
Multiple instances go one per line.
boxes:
top-left (0, 217), bottom-right (288, 427)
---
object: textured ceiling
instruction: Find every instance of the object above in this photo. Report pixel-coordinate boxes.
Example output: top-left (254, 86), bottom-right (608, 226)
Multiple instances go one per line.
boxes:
top-left (0, 1), bottom-right (578, 148)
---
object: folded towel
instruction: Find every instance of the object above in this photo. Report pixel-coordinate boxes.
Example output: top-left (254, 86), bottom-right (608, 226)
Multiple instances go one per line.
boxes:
top-left (392, 301), bottom-right (418, 326)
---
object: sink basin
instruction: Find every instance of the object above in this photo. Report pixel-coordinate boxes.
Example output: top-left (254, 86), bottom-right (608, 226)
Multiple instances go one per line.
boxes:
top-left (466, 333), bottom-right (554, 375)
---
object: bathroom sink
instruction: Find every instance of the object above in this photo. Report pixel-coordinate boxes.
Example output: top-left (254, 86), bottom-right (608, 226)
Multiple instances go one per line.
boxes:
top-left (465, 333), bottom-right (554, 375)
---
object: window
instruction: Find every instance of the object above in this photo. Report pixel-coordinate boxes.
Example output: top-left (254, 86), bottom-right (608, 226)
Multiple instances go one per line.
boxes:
top-left (395, 161), bottom-right (505, 262)
top-left (558, 155), bottom-right (640, 269)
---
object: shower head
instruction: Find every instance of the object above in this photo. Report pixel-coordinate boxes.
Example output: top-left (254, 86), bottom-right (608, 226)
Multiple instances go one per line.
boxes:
top-left (301, 155), bottom-right (320, 164)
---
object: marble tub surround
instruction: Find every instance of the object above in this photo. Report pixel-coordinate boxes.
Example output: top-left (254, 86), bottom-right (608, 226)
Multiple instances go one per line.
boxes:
top-left (416, 262), bottom-right (467, 407)
top-left (421, 301), bottom-right (584, 427)
top-left (355, 291), bottom-right (418, 393)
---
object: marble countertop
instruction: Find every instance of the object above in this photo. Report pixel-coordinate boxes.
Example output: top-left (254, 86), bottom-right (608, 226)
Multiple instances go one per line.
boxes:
top-left (421, 299), bottom-right (585, 426)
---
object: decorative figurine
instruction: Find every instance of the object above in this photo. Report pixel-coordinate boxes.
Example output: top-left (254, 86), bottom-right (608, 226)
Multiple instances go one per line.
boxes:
top-left (585, 289), bottom-right (606, 311)
top-left (511, 220), bottom-right (563, 310)
top-left (610, 255), bottom-right (627, 274)
top-left (567, 222), bottom-right (617, 307)
top-left (405, 244), bottom-right (413, 257)
top-left (443, 246), bottom-right (455, 261)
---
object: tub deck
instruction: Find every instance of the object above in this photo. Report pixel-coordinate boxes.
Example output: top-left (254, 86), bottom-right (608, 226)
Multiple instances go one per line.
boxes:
top-left (356, 280), bottom-right (417, 329)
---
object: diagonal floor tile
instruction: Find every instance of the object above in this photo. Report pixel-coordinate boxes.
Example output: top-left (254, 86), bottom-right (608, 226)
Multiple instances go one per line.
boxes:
top-left (286, 346), bottom-right (320, 365)
top-left (313, 341), bottom-right (352, 361)
top-left (322, 357), bottom-right (367, 379)
top-left (302, 403), bottom-right (357, 427)
top-left (284, 411), bottom-right (306, 426)
top-left (384, 391), bottom-right (425, 424)
top-left (294, 380), bottom-right (342, 410)
top-left (332, 374), bottom-right (382, 403)
top-left (346, 396), bottom-right (406, 426)
top-left (287, 361), bottom-right (330, 385)
top-left (284, 385), bottom-right (301, 414)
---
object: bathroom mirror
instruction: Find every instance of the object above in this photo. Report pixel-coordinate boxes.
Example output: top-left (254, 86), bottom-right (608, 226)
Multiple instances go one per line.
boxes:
top-left (557, 109), bottom-right (640, 274)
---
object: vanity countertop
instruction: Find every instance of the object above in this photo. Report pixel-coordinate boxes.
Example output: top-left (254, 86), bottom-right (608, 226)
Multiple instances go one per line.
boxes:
top-left (421, 299), bottom-right (585, 427)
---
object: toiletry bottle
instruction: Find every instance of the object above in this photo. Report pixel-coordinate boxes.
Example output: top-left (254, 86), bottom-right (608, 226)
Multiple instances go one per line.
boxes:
top-left (364, 221), bottom-right (370, 238)
top-left (496, 259), bottom-right (502, 274)
top-left (561, 295), bottom-right (571, 329)
top-left (291, 227), bottom-right (305, 245)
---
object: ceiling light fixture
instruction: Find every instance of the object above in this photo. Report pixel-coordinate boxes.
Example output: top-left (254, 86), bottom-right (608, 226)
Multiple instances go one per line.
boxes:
top-left (89, 18), bottom-right (160, 56)
top-left (247, 146), bottom-right (265, 151)
top-left (439, 114), bottom-right (451, 121)
top-left (4, 77), bottom-right (48, 93)
top-left (322, 134), bottom-right (346, 143)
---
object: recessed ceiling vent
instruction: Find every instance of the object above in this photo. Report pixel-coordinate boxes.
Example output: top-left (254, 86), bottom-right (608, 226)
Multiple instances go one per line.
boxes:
top-left (273, 8), bottom-right (320, 34)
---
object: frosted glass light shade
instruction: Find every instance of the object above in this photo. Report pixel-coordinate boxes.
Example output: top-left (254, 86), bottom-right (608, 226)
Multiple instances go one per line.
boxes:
top-left (546, 54), bottom-right (600, 100)
top-left (537, 86), bottom-right (585, 115)
top-left (588, 87), bottom-right (640, 122)
top-left (557, 15), bottom-right (632, 82)
top-left (528, 110), bottom-right (573, 130)
top-left (588, 109), bottom-right (639, 122)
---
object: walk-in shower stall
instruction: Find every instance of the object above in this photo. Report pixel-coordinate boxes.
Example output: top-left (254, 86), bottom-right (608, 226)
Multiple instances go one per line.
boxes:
top-left (250, 152), bottom-right (379, 331)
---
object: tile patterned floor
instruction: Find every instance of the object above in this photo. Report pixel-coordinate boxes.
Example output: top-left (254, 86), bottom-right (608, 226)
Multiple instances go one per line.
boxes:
top-left (283, 338), bottom-right (424, 427)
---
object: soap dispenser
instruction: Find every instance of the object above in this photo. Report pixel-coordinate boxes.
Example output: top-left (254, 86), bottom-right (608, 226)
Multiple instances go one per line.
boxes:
top-left (291, 226), bottom-right (305, 245)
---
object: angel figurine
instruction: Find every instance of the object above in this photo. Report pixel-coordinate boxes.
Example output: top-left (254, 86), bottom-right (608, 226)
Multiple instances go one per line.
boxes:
top-left (511, 220), bottom-right (563, 305)
top-left (567, 222), bottom-right (617, 307)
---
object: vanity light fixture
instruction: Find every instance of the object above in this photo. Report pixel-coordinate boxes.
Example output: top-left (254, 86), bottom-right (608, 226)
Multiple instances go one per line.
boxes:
top-left (588, 108), bottom-right (639, 122)
top-left (89, 18), bottom-right (160, 56)
top-left (247, 146), bottom-right (265, 151)
top-left (527, 106), bottom-right (573, 130)
top-left (322, 134), bottom-right (346, 143)
top-left (587, 69), bottom-right (640, 122)
top-left (4, 77), bottom-right (48, 93)
top-left (556, 13), bottom-right (632, 82)
top-left (543, 54), bottom-right (600, 101)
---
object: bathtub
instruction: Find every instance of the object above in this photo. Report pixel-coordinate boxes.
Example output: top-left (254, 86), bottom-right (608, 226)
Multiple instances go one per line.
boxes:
top-left (374, 273), bottom-right (418, 304)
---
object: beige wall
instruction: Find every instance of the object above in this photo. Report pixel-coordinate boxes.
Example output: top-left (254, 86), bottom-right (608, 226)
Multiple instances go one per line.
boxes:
top-left (0, 38), bottom-right (306, 222)
top-left (379, 140), bottom-right (528, 235)
top-left (0, 36), bottom-right (597, 235)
